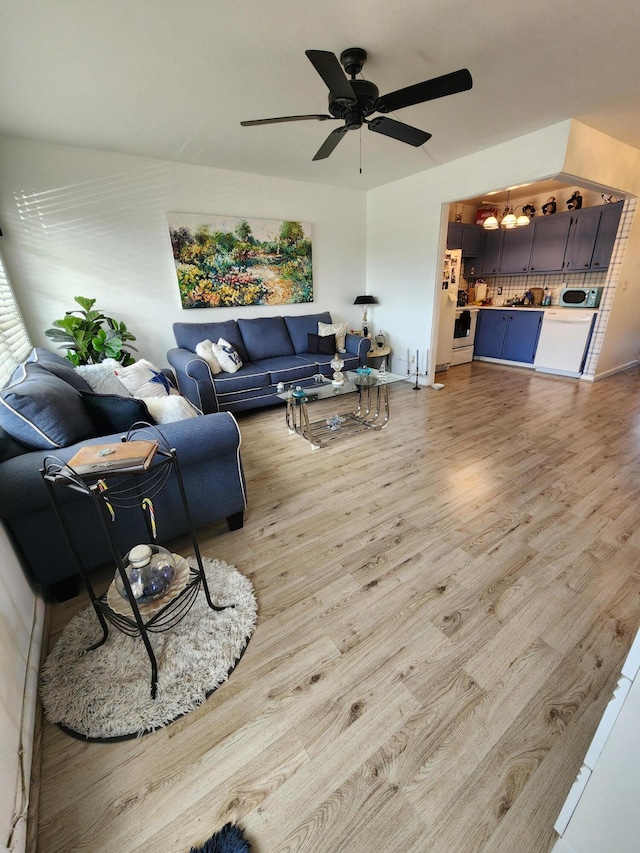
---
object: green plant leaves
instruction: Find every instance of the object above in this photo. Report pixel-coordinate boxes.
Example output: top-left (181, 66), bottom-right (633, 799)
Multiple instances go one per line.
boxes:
top-left (45, 296), bottom-right (137, 366)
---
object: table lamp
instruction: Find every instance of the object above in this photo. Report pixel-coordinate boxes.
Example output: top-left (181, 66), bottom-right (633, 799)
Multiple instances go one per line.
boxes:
top-left (354, 294), bottom-right (378, 337)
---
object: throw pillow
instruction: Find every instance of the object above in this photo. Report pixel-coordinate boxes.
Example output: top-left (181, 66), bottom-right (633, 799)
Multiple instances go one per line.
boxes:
top-left (143, 395), bottom-right (202, 424)
top-left (75, 358), bottom-right (133, 396)
top-left (307, 332), bottom-right (336, 355)
top-left (81, 391), bottom-right (154, 434)
top-left (318, 322), bottom-right (348, 353)
top-left (0, 363), bottom-right (97, 449)
top-left (195, 339), bottom-right (222, 374)
top-left (114, 359), bottom-right (180, 398)
top-left (27, 347), bottom-right (92, 393)
top-left (212, 338), bottom-right (243, 374)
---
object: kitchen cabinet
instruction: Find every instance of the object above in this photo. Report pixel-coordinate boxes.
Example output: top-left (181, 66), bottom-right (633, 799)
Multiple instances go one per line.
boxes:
top-left (499, 225), bottom-right (535, 273)
top-left (564, 202), bottom-right (623, 271)
top-left (528, 215), bottom-right (572, 272)
top-left (447, 222), bottom-right (484, 256)
top-left (474, 309), bottom-right (543, 364)
top-left (479, 229), bottom-right (502, 274)
top-left (469, 202), bottom-right (622, 277)
top-left (591, 202), bottom-right (623, 268)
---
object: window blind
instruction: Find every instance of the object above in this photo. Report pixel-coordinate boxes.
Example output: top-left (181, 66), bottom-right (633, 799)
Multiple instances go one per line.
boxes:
top-left (0, 250), bottom-right (31, 386)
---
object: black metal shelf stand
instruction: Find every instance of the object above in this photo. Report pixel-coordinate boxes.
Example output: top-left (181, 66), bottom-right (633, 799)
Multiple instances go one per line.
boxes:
top-left (41, 428), bottom-right (232, 699)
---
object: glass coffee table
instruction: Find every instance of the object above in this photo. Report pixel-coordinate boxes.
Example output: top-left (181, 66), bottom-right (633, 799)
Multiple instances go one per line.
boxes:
top-left (276, 369), bottom-right (407, 450)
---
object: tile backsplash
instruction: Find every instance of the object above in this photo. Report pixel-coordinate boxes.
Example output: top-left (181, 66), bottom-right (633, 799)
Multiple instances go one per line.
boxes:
top-left (465, 270), bottom-right (607, 306)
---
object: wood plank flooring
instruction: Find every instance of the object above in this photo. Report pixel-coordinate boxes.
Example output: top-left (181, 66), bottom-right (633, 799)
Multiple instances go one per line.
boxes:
top-left (35, 361), bottom-right (640, 852)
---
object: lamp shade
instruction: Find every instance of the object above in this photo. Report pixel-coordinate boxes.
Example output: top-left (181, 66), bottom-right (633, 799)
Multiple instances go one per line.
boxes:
top-left (483, 215), bottom-right (499, 230)
top-left (354, 295), bottom-right (378, 305)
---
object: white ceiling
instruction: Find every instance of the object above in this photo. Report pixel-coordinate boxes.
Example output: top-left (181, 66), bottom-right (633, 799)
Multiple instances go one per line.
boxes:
top-left (2, 0), bottom-right (640, 192)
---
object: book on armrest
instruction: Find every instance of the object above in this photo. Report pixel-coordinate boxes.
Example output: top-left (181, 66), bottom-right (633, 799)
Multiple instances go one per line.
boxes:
top-left (66, 439), bottom-right (159, 477)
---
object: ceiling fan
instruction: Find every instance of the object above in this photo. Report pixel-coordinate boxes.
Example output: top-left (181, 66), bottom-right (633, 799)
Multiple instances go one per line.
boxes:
top-left (241, 48), bottom-right (472, 161)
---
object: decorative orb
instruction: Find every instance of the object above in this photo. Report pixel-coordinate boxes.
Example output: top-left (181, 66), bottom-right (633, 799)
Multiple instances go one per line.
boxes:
top-left (115, 543), bottom-right (176, 604)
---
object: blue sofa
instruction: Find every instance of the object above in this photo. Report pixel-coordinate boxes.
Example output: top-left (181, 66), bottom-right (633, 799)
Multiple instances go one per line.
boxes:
top-left (0, 349), bottom-right (247, 594)
top-left (167, 311), bottom-right (371, 414)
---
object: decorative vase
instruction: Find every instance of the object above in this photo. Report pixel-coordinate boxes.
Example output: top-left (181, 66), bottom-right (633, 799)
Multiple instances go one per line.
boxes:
top-left (330, 354), bottom-right (345, 386)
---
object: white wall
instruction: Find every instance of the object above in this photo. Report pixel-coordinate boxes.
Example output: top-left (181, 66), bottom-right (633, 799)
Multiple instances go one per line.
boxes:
top-left (366, 122), bottom-right (572, 380)
top-left (0, 136), bottom-right (367, 367)
top-left (0, 525), bottom-right (44, 853)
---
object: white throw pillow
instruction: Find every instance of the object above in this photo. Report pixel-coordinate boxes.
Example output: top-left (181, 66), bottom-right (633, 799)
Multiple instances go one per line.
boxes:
top-left (212, 338), bottom-right (243, 373)
top-left (318, 322), bottom-right (348, 353)
top-left (114, 359), bottom-right (180, 398)
top-left (74, 358), bottom-right (132, 396)
top-left (195, 339), bottom-right (222, 374)
top-left (142, 395), bottom-right (201, 424)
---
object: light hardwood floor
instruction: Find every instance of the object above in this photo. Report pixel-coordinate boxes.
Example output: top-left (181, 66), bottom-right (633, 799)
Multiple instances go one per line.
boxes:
top-left (35, 361), bottom-right (640, 852)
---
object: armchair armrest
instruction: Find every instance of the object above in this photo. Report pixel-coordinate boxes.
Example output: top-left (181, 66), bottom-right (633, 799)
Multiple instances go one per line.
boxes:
top-left (345, 334), bottom-right (371, 364)
top-left (167, 347), bottom-right (219, 413)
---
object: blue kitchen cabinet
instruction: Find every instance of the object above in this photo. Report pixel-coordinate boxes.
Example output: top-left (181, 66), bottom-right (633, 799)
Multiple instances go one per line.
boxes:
top-left (528, 216), bottom-right (572, 272)
top-left (501, 310), bottom-right (543, 363)
top-left (565, 208), bottom-right (602, 270)
top-left (499, 225), bottom-right (535, 273)
top-left (474, 310), bottom-right (507, 358)
top-left (479, 229), bottom-right (502, 274)
top-left (565, 201), bottom-right (623, 271)
top-left (447, 222), bottom-right (484, 256)
top-left (591, 201), bottom-right (623, 269)
top-left (474, 309), bottom-right (543, 363)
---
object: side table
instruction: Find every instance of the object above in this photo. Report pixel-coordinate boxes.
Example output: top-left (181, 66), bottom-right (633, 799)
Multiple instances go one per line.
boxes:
top-left (367, 344), bottom-right (391, 369)
top-left (41, 429), bottom-right (233, 699)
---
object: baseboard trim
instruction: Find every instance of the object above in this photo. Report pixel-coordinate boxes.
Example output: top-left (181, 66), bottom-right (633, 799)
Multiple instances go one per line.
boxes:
top-left (590, 360), bottom-right (640, 382)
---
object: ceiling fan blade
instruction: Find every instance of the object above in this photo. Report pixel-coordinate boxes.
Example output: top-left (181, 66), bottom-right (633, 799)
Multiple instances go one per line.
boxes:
top-left (367, 116), bottom-right (432, 147)
top-left (241, 114), bottom-right (334, 127)
top-left (376, 68), bottom-right (473, 113)
top-left (305, 50), bottom-right (356, 103)
top-left (312, 126), bottom-right (349, 161)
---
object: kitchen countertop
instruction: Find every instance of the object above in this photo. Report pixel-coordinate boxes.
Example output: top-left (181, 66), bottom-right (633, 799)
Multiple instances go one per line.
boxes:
top-left (475, 305), bottom-right (598, 313)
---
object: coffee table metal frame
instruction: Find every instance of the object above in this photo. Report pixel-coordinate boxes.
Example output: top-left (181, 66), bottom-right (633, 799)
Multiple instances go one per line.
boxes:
top-left (277, 369), bottom-right (407, 449)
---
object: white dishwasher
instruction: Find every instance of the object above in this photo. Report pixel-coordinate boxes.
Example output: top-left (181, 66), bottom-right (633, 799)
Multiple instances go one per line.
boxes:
top-left (533, 310), bottom-right (596, 377)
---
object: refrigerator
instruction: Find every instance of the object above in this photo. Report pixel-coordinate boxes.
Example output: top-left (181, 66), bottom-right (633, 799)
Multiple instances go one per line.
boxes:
top-left (435, 248), bottom-right (462, 371)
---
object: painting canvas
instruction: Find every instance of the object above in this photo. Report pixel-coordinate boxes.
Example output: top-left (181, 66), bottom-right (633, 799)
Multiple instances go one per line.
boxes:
top-left (168, 213), bottom-right (313, 308)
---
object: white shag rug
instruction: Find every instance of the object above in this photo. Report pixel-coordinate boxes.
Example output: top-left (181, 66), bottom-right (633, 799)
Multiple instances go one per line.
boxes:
top-left (40, 558), bottom-right (257, 740)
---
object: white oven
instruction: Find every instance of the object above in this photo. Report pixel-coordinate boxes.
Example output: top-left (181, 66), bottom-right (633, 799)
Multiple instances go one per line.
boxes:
top-left (451, 307), bottom-right (479, 365)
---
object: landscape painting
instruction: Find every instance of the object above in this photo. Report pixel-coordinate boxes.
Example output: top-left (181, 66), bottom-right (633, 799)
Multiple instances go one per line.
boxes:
top-left (167, 213), bottom-right (313, 308)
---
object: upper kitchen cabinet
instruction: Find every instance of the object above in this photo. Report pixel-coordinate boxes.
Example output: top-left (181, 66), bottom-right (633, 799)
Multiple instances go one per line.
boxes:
top-left (479, 229), bottom-right (502, 275)
top-left (447, 222), bottom-right (484, 256)
top-left (528, 215), bottom-right (572, 272)
top-left (564, 201), bottom-right (623, 271)
top-left (591, 201), bottom-right (623, 269)
top-left (499, 225), bottom-right (535, 274)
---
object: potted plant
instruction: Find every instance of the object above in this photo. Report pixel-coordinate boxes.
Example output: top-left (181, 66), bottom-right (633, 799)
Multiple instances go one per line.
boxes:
top-left (45, 296), bottom-right (137, 366)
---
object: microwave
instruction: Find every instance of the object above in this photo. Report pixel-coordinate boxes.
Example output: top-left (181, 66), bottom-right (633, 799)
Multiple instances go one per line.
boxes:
top-left (559, 286), bottom-right (603, 308)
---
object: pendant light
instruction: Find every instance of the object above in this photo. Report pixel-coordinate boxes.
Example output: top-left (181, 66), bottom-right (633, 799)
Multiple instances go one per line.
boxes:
top-left (483, 190), bottom-right (530, 230)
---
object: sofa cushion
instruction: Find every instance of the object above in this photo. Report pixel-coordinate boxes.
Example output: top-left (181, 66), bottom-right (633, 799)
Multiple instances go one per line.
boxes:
top-left (143, 395), bottom-right (201, 424)
top-left (74, 358), bottom-right (132, 396)
top-left (213, 338), bottom-right (243, 373)
top-left (0, 362), bottom-right (97, 449)
top-left (307, 332), bottom-right (336, 355)
top-left (283, 312), bottom-right (332, 354)
top-left (27, 347), bottom-right (92, 393)
top-left (252, 355), bottom-right (318, 385)
top-left (195, 340), bottom-right (222, 374)
top-left (174, 321), bottom-right (248, 363)
top-left (0, 425), bottom-right (29, 462)
top-left (237, 316), bottom-right (294, 361)
top-left (212, 364), bottom-right (270, 394)
top-left (81, 391), bottom-right (154, 434)
top-left (319, 321), bottom-right (348, 353)
top-left (114, 359), bottom-right (180, 398)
